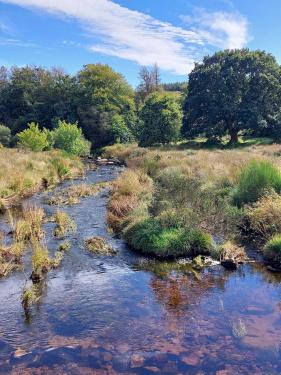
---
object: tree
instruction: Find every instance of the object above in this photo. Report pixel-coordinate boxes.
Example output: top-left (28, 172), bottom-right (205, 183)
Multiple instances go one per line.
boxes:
top-left (139, 92), bottom-right (182, 147)
top-left (183, 49), bottom-right (281, 143)
top-left (53, 120), bottom-right (91, 156)
top-left (111, 114), bottom-right (134, 143)
top-left (0, 124), bottom-right (11, 146)
top-left (77, 64), bottom-right (136, 148)
top-left (136, 64), bottom-right (161, 106)
top-left (17, 122), bottom-right (50, 152)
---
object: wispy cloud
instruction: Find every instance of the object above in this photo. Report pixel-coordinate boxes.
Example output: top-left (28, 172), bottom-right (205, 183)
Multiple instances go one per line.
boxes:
top-left (0, 0), bottom-right (250, 75)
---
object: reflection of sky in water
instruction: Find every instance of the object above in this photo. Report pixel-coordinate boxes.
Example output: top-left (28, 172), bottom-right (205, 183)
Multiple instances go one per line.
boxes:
top-left (0, 165), bottom-right (280, 374)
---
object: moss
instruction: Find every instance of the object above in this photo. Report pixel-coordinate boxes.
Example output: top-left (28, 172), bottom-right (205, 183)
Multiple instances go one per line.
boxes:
top-left (124, 218), bottom-right (213, 258)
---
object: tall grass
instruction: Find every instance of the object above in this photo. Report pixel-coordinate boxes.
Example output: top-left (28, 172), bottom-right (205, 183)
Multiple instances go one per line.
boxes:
top-left (232, 160), bottom-right (281, 206)
top-left (0, 148), bottom-right (83, 209)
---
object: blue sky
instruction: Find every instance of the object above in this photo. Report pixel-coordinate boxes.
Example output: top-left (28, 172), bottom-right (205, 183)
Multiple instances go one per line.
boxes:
top-left (0, 0), bottom-right (280, 86)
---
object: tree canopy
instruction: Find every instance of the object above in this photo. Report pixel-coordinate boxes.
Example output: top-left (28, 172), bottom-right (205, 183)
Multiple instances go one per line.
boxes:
top-left (183, 49), bottom-right (281, 143)
top-left (139, 92), bottom-right (182, 147)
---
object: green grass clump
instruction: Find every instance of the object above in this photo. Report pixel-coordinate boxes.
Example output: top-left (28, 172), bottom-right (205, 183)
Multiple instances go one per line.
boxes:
top-left (53, 211), bottom-right (76, 238)
top-left (232, 160), bottom-right (281, 206)
top-left (263, 234), bottom-right (281, 268)
top-left (124, 218), bottom-right (213, 258)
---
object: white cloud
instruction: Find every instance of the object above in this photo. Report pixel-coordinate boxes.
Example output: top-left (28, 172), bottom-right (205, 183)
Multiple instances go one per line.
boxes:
top-left (0, 0), bottom-right (250, 75)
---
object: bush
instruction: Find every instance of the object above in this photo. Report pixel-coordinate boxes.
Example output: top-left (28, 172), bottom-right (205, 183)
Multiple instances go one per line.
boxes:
top-left (124, 217), bottom-right (213, 258)
top-left (53, 120), bottom-right (91, 156)
top-left (263, 234), bottom-right (281, 268)
top-left (232, 160), bottom-right (281, 206)
top-left (0, 124), bottom-right (11, 146)
top-left (17, 122), bottom-right (50, 152)
top-left (245, 192), bottom-right (281, 240)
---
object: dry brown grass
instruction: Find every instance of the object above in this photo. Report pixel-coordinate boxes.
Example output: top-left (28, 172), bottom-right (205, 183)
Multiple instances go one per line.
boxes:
top-left (107, 169), bottom-right (153, 232)
top-left (0, 148), bottom-right (83, 209)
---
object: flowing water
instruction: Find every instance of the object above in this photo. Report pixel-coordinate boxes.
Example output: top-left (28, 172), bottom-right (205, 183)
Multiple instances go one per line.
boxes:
top-left (0, 165), bottom-right (281, 374)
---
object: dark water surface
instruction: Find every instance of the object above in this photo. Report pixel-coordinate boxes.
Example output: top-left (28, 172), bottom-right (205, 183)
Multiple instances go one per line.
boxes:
top-left (0, 165), bottom-right (281, 374)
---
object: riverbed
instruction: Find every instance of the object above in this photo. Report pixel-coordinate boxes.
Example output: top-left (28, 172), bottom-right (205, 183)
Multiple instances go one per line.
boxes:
top-left (0, 165), bottom-right (280, 374)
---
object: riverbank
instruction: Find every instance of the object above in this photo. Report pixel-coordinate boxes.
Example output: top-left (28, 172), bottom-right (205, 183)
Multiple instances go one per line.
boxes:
top-left (104, 143), bottom-right (281, 270)
top-left (0, 148), bottom-right (84, 210)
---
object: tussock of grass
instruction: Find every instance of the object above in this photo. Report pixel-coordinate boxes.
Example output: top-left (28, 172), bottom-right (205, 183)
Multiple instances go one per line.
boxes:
top-left (245, 192), bottom-right (281, 241)
top-left (53, 211), bottom-right (76, 238)
top-left (124, 217), bottom-right (213, 258)
top-left (58, 241), bottom-right (71, 252)
top-left (31, 240), bottom-right (51, 276)
top-left (232, 160), bottom-right (281, 206)
top-left (13, 206), bottom-right (45, 242)
top-left (84, 237), bottom-right (116, 255)
top-left (263, 235), bottom-right (281, 269)
top-left (48, 182), bottom-right (110, 206)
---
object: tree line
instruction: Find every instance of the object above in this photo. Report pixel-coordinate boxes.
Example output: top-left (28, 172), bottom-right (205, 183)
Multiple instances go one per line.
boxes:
top-left (1, 48), bottom-right (281, 151)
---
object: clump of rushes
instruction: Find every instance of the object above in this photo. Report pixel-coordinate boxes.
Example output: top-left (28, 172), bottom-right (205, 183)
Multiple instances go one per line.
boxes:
top-left (124, 217), bottom-right (213, 258)
top-left (58, 241), bottom-right (71, 252)
top-left (21, 285), bottom-right (41, 320)
top-left (0, 231), bottom-right (25, 278)
top-left (263, 235), bottom-right (281, 269)
top-left (84, 237), bottom-right (117, 255)
top-left (31, 240), bottom-right (51, 282)
top-left (53, 211), bottom-right (76, 238)
top-left (245, 192), bottom-right (281, 241)
top-left (232, 160), bottom-right (281, 206)
top-left (48, 182), bottom-right (110, 206)
top-left (14, 206), bottom-right (45, 242)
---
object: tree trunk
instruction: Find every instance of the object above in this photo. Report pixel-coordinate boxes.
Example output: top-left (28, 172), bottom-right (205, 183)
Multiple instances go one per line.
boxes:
top-left (229, 130), bottom-right (238, 144)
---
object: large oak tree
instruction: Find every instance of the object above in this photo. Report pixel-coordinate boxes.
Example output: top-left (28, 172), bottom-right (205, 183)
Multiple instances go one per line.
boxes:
top-left (183, 49), bottom-right (281, 143)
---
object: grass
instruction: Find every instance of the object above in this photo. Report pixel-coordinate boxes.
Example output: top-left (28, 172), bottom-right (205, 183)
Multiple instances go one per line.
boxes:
top-left (263, 235), bottom-right (281, 269)
top-left (124, 217), bottom-right (213, 258)
top-left (48, 182), bottom-right (109, 206)
top-left (0, 148), bottom-right (83, 210)
top-left (53, 211), bottom-right (76, 238)
top-left (104, 143), bottom-right (281, 262)
top-left (232, 160), bottom-right (281, 206)
top-left (84, 237), bottom-right (117, 255)
top-left (13, 206), bottom-right (45, 242)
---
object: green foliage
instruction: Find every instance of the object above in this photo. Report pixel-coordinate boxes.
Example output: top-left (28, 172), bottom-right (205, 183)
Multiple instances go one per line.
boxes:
top-left (183, 49), bottom-right (281, 143)
top-left (0, 124), bottom-right (11, 146)
top-left (17, 122), bottom-right (50, 152)
top-left (111, 114), bottom-right (134, 143)
top-left (139, 92), bottom-right (183, 146)
top-left (78, 64), bottom-right (136, 148)
top-left (232, 160), bottom-right (281, 206)
top-left (263, 234), bottom-right (281, 268)
top-left (53, 120), bottom-right (91, 156)
top-left (124, 217), bottom-right (213, 258)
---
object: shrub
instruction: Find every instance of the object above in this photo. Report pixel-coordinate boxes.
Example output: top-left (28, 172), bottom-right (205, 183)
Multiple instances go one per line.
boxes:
top-left (263, 234), bottom-right (281, 268)
top-left (124, 217), bottom-right (213, 258)
top-left (17, 122), bottom-right (50, 152)
top-left (0, 124), bottom-right (11, 147)
top-left (53, 120), bottom-right (91, 156)
top-left (232, 160), bottom-right (281, 206)
top-left (245, 192), bottom-right (281, 240)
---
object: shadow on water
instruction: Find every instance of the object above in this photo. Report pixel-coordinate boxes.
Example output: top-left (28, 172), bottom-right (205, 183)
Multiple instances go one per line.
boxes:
top-left (0, 165), bottom-right (281, 374)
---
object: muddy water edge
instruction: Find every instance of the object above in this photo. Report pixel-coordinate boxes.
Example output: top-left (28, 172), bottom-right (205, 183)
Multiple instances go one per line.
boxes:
top-left (0, 164), bottom-right (280, 375)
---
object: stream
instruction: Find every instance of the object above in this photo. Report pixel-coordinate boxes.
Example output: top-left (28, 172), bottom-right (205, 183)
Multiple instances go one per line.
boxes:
top-left (0, 165), bottom-right (281, 374)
